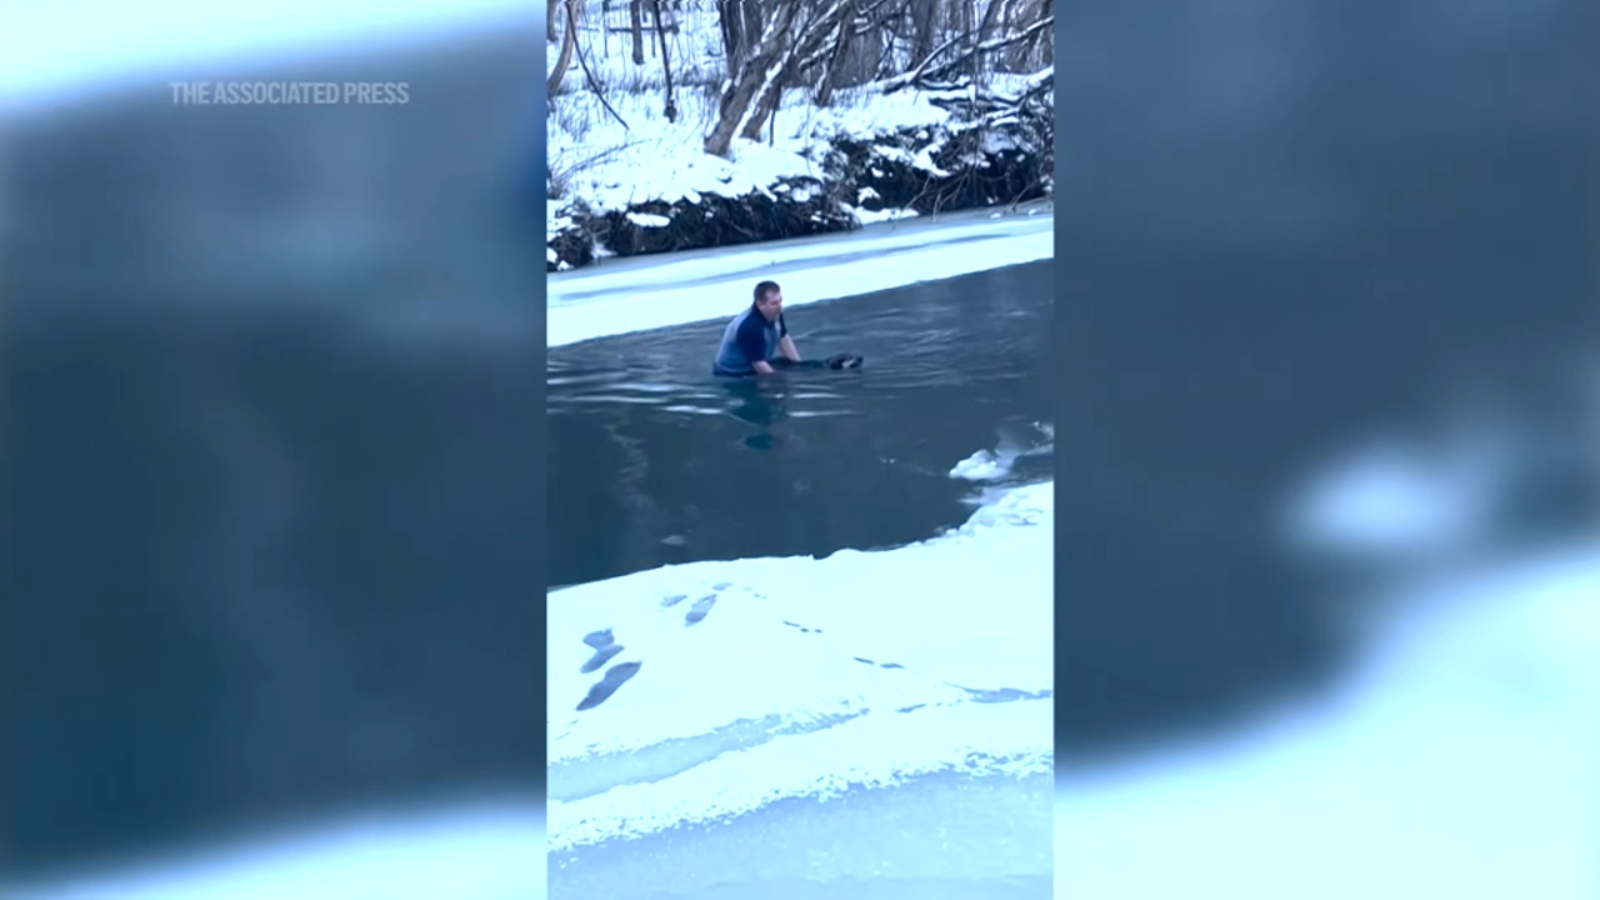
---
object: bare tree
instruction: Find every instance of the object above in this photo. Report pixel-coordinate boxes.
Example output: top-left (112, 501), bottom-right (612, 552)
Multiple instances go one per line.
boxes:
top-left (977, 0), bottom-right (1007, 47)
top-left (717, 0), bottom-right (761, 77)
top-left (651, 0), bottom-right (679, 122)
top-left (547, 0), bottom-right (561, 42)
top-left (704, 0), bottom-right (802, 156)
top-left (909, 0), bottom-right (937, 68)
top-left (881, 12), bottom-right (1053, 92)
top-left (629, 0), bottom-right (646, 65)
top-left (547, 0), bottom-right (580, 96)
top-left (812, 0), bottom-right (858, 107)
top-left (700, 0), bottom-right (1049, 156)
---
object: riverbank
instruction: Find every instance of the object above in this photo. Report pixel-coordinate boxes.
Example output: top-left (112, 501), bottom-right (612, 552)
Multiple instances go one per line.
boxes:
top-left (548, 203), bottom-right (1052, 347)
top-left (548, 66), bottom-right (1052, 272)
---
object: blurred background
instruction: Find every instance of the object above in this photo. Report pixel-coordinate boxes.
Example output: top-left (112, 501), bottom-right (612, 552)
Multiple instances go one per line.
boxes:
top-left (3, 2), bottom-right (547, 896)
top-left (1054, 0), bottom-right (1596, 897)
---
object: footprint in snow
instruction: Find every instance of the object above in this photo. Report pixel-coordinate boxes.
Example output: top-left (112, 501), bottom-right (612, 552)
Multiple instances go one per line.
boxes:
top-left (580, 644), bottom-right (624, 673)
top-left (852, 656), bottom-right (906, 669)
top-left (576, 661), bottom-right (642, 711)
top-left (578, 628), bottom-right (623, 672)
top-left (685, 594), bottom-right (717, 625)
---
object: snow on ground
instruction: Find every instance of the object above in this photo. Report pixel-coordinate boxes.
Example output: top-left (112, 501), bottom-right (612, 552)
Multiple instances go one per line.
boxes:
top-left (549, 78), bottom-right (952, 218)
top-left (547, 480), bottom-right (1054, 853)
top-left (9, 801), bottom-right (546, 899)
top-left (547, 207), bottom-right (1053, 347)
top-left (1058, 425), bottom-right (1600, 899)
top-left (1, 0), bottom-right (535, 112)
top-left (1057, 539), bottom-right (1600, 899)
top-left (546, 3), bottom-right (1041, 232)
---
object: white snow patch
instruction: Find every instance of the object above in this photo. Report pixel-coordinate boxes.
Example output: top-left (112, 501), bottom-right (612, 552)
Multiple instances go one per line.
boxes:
top-left (548, 480), bottom-right (1053, 852)
top-left (911, 143), bottom-right (952, 178)
top-left (949, 424), bottom-right (1055, 482)
top-left (547, 211), bottom-right (1052, 347)
top-left (624, 211), bottom-right (671, 228)
top-left (1057, 538), bottom-right (1600, 899)
top-left (853, 206), bottom-right (920, 225)
top-left (1282, 419), bottom-right (1528, 563)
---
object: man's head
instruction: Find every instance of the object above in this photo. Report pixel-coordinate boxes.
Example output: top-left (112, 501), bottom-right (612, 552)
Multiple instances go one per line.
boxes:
top-left (752, 280), bottom-right (783, 321)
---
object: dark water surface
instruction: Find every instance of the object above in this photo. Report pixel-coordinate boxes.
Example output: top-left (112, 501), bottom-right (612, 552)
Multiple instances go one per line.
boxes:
top-left (1054, 0), bottom-right (1596, 762)
top-left (4, 32), bottom-right (546, 877)
top-left (548, 261), bottom-right (1054, 588)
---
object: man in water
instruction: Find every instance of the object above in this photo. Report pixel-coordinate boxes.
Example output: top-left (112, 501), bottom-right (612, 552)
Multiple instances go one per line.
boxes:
top-left (712, 280), bottom-right (861, 376)
top-left (713, 280), bottom-right (801, 376)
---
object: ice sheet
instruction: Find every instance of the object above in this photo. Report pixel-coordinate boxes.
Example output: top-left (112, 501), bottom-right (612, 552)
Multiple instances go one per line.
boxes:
top-left (547, 480), bottom-right (1054, 851)
top-left (547, 211), bottom-right (1053, 347)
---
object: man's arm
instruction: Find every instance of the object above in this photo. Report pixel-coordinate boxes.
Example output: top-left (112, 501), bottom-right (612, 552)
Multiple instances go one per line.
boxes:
top-left (776, 314), bottom-right (800, 361)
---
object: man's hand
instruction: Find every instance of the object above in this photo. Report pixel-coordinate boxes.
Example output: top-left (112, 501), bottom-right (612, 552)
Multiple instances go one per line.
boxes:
top-left (752, 360), bottom-right (775, 375)
top-left (778, 335), bottom-right (801, 362)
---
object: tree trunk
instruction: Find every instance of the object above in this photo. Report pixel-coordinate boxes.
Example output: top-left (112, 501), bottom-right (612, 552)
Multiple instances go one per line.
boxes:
top-left (739, 1), bottom-right (852, 142)
top-left (546, 0), bottom-right (580, 96)
top-left (717, 0), bottom-right (744, 74)
top-left (547, 0), bottom-right (560, 42)
top-left (813, 0), bottom-right (857, 107)
top-left (629, 0), bottom-right (646, 65)
top-left (705, 0), bottom-right (800, 157)
top-left (977, 0), bottom-right (1006, 47)
top-left (740, 60), bottom-right (786, 142)
top-left (651, 0), bottom-right (678, 122)
top-left (910, 0), bottom-right (937, 68)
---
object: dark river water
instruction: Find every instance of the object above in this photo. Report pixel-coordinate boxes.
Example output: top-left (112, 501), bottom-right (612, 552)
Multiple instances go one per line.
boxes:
top-left (4, 31), bottom-right (547, 880)
top-left (548, 261), bottom-right (1055, 588)
top-left (1053, 0), bottom-right (1596, 763)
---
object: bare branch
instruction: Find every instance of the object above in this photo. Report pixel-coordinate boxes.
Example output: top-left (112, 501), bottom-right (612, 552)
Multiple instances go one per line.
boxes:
top-left (571, 1), bottom-right (630, 130)
top-left (882, 15), bottom-right (1053, 92)
top-left (546, 0), bottom-right (579, 96)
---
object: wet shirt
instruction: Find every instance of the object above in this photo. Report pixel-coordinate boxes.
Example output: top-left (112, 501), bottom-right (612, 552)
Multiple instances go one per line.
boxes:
top-left (713, 306), bottom-right (787, 375)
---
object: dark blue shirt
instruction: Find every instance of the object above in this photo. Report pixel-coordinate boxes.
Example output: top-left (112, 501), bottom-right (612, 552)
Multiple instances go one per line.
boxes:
top-left (713, 306), bottom-right (787, 375)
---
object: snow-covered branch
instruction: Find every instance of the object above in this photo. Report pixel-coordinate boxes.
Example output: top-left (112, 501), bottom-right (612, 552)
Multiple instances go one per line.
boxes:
top-left (881, 14), bottom-right (1054, 94)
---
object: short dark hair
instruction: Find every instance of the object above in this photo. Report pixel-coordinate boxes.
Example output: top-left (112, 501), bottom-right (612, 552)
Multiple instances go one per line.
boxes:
top-left (753, 280), bottom-right (782, 304)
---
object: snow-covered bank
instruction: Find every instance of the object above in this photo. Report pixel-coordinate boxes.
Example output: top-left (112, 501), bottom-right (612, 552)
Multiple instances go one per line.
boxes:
top-left (546, 2), bottom-right (1052, 272)
top-left (547, 207), bottom-right (1052, 347)
top-left (547, 480), bottom-right (1053, 889)
top-left (548, 80), bottom-right (1051, 272)
top-left (1058, 404), bottom-right (1600, 899)
top-left (1057, 538), bottom-right (1600, 899)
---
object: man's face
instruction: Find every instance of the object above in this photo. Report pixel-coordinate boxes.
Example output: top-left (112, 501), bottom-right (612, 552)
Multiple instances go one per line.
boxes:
top-left (756, 291), bottom-right (783, 321)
